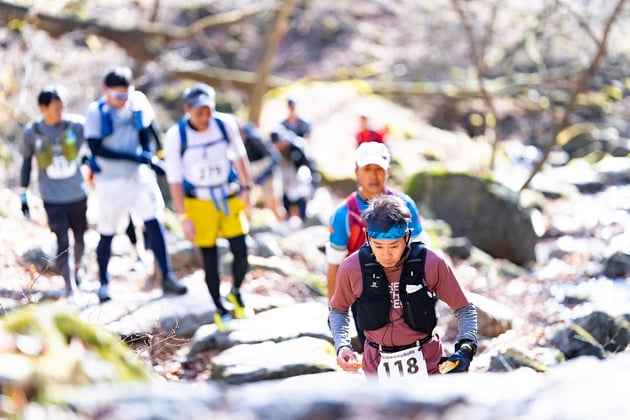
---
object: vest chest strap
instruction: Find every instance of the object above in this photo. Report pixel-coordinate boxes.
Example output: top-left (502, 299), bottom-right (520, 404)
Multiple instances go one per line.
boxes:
top-left (366, 335), bottom-right (432, 353)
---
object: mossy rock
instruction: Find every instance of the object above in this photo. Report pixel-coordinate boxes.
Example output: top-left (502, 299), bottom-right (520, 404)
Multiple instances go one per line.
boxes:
top-left (0, 303), bottom-right (153, 407)
top-left (406, 171), bottom-right (537, 266)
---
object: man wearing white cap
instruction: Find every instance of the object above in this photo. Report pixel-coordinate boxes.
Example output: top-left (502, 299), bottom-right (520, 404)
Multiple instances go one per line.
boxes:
top-left (325, 141), bottom-right (423, 349)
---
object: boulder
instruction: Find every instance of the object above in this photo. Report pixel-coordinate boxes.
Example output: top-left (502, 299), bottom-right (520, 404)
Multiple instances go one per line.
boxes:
top-left (407, 172), bottom-right (537, 265)
top-left (30, 352), bottom-right (630, 419)
top-left (211, 336), bottom-right (338, 384)
top-left (550, 310), bottom-right (630, 359)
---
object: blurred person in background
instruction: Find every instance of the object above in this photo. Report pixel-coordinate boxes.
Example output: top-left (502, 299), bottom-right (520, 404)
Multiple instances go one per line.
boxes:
top-left (270, 126), bottom-right (321, 227)
top-left (241, 122), bottom-right (285, 221)
top-left (85, 65), bottom-right (187, 302)
top-left (281, 98), bottom-right (311, 142)
top-left (19, 86), bottom-right (88, 296)
top-left (355, 114), bottom-right (387, 146)
top-left (163, 83), bottom-right (253, 332)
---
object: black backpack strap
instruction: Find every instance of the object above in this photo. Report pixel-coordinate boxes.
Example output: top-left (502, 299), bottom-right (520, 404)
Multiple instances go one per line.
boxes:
top-left (402, 242), bottom-right (428, 289)
top-left (399, 242), bottom-right (437, 335)
top-left (358, 243), bottom-right (389, 297)
top-left (357, 243), bottom-right (391, 331)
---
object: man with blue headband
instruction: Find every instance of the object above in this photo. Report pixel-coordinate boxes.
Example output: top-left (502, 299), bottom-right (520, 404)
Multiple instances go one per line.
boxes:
top-left (326, 142), bottom-right (423, 351)
top-left (329, 194), bottom-right (478, 380)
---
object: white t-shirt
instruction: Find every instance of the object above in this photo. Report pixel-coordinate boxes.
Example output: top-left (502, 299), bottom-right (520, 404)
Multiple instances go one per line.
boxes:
top-left (163, 112), bottom-right (246, 191)
top-left (84, 90), bottom-right (156, 179)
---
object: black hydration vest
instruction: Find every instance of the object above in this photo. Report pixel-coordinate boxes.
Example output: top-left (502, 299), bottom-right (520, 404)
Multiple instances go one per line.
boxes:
top-left (356, 242), bottom-right (437, 335)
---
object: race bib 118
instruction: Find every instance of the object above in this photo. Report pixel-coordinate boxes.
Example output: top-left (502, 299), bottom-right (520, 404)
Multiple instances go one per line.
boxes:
top-left (377, 346), bottom-right (428, 382)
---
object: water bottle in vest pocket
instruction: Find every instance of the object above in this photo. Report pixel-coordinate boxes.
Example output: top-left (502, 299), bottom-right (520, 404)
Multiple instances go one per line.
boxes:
top-left (61, 129), bottom-right (78, 161)
top-left (34, 137), bottom-right (53, 168)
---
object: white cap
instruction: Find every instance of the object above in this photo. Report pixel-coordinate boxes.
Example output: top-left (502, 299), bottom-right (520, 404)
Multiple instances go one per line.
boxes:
top-left (355, 142), bottom-right (390, 170)
top-left (183, 83), bottom-right (216, 110)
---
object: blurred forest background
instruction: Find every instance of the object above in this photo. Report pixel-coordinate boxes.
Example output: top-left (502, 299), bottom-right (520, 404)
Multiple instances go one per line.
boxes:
top-left (1, 0), bottom-right (629, 191)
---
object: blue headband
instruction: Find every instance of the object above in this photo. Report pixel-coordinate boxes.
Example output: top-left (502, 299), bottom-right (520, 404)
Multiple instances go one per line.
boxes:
top-left (366, 223), bottom-right (410, 240)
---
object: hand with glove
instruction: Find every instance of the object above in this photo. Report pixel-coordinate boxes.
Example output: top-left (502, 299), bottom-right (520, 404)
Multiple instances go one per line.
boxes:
top-left (438, 340), bottom-right (476, 374)
top-left (87, 156), bottom-right (101, 174)
top-left (136, 151), bottom-right (153, 165)
top-left (149, 155), bottom-right (166, 176)
top-left (20, 190), bottom-right (30, 219)
top-left (136, 152), bottom-right (165, 176)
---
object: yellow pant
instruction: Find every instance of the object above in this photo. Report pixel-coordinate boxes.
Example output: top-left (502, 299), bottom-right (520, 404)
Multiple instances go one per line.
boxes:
top-left (185, 196), bottom-right (249, 247)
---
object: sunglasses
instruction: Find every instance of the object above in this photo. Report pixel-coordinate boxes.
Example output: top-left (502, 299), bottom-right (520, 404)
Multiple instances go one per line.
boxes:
top-left (108, 88), bottom-right (129, 100)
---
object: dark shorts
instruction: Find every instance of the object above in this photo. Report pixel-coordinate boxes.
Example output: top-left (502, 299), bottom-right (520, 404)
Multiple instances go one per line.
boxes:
top-left (44, 197), bottom-right (88, 234)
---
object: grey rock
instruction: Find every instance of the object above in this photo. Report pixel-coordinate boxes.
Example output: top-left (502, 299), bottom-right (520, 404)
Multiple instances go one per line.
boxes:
top-left (48, 352), bottom-right (630, 420)
top-left (187, 301), bottom-right (332, 355)
top-left (458, 292), bottom-right (514, 338)
top-left (603, 251), bottom-right (630, 278)
top-left (550, 310), bottom-right (630, 359)
top-left (408, 173), bottom-right (538, 265)
top-left (211, 336), bottom-right (338, 384)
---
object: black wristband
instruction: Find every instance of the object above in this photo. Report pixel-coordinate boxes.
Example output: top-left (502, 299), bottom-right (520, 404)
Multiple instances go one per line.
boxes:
top-left (457, 339), bottom-right (477, 355)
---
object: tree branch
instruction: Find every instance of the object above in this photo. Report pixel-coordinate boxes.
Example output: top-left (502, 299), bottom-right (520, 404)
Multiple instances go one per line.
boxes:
top-left (160, 54), bottom-right (292, 91)
top-left (519, 0), bottom-right (627, 191)
top-left (0, 1), bottom-right (271, 63)
top-left (451, 0), bottom-right (501, 169)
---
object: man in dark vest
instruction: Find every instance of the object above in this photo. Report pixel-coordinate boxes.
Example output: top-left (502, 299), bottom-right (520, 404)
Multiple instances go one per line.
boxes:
top-left (329, 194), bottom-right (478, 380)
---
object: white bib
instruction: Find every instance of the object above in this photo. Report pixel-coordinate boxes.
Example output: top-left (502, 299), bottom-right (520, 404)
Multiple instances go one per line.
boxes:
top-left (376, 346), bottom-right (428, 382)
top-left (46, 156), bottom-right (78, 179)
top-left (188, 158), bottom-right (230, 187)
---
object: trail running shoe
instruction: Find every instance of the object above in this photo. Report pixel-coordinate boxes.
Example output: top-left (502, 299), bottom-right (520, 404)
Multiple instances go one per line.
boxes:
top-left (97, 284), bottom-right (111, 303)
top-left (227, 291), bottom-right (246, 319)
top-left (162, 274), bottom-right (187, 295)
top-left (214, 312), bottom-right (232, 333)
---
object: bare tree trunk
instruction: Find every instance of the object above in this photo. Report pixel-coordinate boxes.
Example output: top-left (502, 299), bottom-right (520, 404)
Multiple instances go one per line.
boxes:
top-left (519, 0), bottom-right (627, 191)
top-left (149, 0), bottom-right (160, 22)
top-left (451, 0), bottom-right (501, 170)
top-left (0, 1), bottom-right (268, 62)
top-left (248, 0), bottom-right (298, 125)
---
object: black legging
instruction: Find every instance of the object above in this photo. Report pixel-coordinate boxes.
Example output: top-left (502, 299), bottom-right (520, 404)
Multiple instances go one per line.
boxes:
top-left (44, 198), bottom-right (88, 289)
top-left (125, 216), bottom-right (138, 245)
top-left (96, 218), bottom-right (170, 285)
top-left (200, 234), bottom-right (248, 314)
